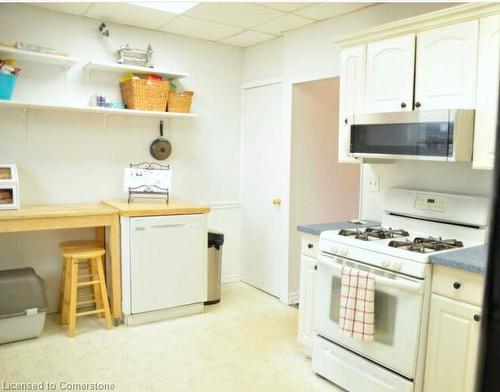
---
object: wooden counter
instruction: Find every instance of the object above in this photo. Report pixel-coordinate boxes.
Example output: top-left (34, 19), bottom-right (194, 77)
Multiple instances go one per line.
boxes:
top-left (103, 199), bottom-right (210, 217)
top-left (0, 203), bottom-right (122, 322)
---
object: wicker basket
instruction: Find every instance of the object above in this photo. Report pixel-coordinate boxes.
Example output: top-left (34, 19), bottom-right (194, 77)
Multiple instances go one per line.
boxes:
top-left (168, 91), bottom-right (194, 113)
top-left (120, 79), bottom-right (170, 111)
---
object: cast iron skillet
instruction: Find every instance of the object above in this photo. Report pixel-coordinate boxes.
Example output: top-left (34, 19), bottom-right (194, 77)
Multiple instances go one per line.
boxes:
top-left (150, 120), bottom-right (172, 160)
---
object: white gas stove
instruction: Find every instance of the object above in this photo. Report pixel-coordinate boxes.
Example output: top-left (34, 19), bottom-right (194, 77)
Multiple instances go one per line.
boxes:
top-left (312, 188), bottom-right (490, 392)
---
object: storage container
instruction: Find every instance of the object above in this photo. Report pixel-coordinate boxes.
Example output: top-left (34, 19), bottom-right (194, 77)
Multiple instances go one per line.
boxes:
top-left (0, 164), bottom-right (20, 210)
top-left (168, 90), bottom-right (193, 113)
top-left (120, 78), bottom-right (170, 111)
top-left (0, 73), bottom-right (17, 100)
top-left (0, 267), bottom-right (47, 344)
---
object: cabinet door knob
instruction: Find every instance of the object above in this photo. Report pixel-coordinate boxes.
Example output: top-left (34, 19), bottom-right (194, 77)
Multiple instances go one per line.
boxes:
top-left (314, 265), bottom-right (318, 270)
top-left (415, 102), bottom-right (421, 108)
top-left (474, 314), bottom-right (481, 322)
top-left (400, 102), bottom-right (407, 108)
top-left (344, 118), bottom-right (348, 125)
top-left (272, 198), bottom-right (281, 206)
top-left (453, 282), bottom-right (461, 289)
top-left (307, 243), bottom-right (313, 249)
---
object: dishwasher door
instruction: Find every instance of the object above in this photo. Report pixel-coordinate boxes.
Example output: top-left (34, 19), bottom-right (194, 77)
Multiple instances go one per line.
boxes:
top-left (130, 214), bottom-right (207, 314)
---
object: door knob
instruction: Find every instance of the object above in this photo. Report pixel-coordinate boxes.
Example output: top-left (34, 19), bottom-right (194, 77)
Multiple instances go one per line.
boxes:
top-left (272, 198), bottom-right (282, 206)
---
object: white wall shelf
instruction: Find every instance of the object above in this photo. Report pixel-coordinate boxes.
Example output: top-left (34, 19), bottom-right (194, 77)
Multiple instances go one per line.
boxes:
top-left (0, 100), bottom-right (197, 118)
top-left (83, 60), bottom-right (188, 80)
top-left (0, 45), bottom-right (80, 68)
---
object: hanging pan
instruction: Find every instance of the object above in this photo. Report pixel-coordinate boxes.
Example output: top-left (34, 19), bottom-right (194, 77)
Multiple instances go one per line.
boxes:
top-left (150, 120), bottom-right (172, 161)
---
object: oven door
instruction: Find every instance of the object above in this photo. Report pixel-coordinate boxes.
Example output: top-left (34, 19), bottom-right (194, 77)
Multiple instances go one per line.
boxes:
top-left (314, 253), bottom-right (425, 379)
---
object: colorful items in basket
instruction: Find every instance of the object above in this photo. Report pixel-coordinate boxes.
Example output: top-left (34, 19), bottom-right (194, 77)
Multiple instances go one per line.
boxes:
top-left (0, 60), bottom-right (20, 100)
top-left (119, 73), bottom-right (170, 112)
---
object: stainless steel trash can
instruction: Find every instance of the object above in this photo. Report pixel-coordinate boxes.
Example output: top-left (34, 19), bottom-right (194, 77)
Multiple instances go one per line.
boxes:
top-left (205, 230), bottom-right (224, 305)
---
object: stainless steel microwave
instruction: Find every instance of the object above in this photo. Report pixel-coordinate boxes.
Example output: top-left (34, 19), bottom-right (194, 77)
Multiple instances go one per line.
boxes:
top-left (349, 109), bottom-right (475, 162)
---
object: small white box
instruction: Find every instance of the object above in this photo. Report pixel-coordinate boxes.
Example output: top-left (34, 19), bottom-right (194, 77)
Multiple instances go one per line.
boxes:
top-left (0, 164), bottom-right (20, 210)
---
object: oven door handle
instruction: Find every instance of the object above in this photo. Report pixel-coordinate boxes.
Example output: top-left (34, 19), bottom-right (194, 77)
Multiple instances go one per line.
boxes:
top-left (317, 258), bottom-right (423, 294)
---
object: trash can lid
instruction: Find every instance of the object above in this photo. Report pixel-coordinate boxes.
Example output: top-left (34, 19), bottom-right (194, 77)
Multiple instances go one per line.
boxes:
top-left (208, 230), bottom-right (224, 247)
top-left (0, 267), bottom-right (47, 319)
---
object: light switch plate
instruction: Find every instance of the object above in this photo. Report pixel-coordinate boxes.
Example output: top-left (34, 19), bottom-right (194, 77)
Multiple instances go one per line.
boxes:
top-left (367, 176), bottom-right (380, 192)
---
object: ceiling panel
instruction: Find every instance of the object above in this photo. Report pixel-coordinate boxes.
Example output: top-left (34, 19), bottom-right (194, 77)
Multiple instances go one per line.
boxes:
top-left (159, 16), bottom-right (243, 41)
top-left (261, 3), bottom-right (314, 12)
top-left (186, 3), bottom-right (284, 29)
top-left (294, 3), bottom-right (374, 20)
top-left (85, 3), bottom-right (177, 30)
top-left (254, 14), bottom-right (315, 35)
top-left (220, 30), bottom-right (276, 47)
top-left (34, 3), bottom-right (92, 16)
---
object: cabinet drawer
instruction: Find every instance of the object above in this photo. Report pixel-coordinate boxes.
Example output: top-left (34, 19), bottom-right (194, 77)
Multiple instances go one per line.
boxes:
top-left (432, 265), bottom-right (485, 306)
top-left (301, 233), bottom-right (319, 257)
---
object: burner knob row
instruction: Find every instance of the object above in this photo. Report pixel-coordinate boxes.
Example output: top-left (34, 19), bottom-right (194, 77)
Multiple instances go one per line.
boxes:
top-left (381, 259), bottom-right (403, 271)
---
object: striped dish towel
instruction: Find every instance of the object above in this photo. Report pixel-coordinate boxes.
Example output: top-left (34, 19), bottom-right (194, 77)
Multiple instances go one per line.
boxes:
top-left (339, 266), bottom-right (375, 341)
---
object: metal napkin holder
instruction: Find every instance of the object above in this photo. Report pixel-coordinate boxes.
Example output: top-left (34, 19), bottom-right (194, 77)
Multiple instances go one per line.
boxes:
top-left (128, 162), bottom-right (170, 204)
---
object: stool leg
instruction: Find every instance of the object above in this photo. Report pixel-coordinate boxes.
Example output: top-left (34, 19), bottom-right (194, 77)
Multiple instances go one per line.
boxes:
top-left (94, 257), bottom-right (113, 330)
top-left (61, 257), bottom-right (72, 325)
top-left (68, 259), bottom-right (78, 337)
top-left (58, 257), bottom-right (67, 314)
top-left (91, 258), bottom-right (104, 318)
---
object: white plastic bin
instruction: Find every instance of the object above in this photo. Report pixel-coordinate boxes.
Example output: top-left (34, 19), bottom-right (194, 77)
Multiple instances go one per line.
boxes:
top-left (0, 267), bottom-right (47, 344)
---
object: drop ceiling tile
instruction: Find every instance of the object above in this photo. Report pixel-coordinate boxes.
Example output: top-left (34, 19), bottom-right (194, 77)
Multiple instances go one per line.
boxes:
top-left (34, 3), bottom-right (92, 16)
top-left (261, 3), bottom-right (313, 12)
top-left (254, 14), bottom-right (315, 35)
top-left (159, 16), bottom-right (243, 41)
top-left (220, 30), bottom-right (276, 48)
top-left (294, 3), bottom-right (374, 21)
top-left (85, 3), bottom-right (177, 30)
top-left (186, 3), bottom-right (284, 29)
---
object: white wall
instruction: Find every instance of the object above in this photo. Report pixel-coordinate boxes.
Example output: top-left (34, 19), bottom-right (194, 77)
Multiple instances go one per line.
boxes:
top-left (0, 4), bottom-right (243, 311)
top-left (289, 77), bottom-right (360, 300)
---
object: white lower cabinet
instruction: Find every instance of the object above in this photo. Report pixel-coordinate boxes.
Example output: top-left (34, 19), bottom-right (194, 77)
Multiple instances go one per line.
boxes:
top-left (298, 233), bottom-right (318, 356)
top-left (424, 265), bottom-right (484, 392)
top-left (298, 255), bottom-right (316, 355)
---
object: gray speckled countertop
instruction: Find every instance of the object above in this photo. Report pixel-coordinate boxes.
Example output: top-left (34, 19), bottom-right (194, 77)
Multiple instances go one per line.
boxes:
top-left (297, 220), bottom-right (380, 236)
top-left (429, 245), bottom-right (487, 274)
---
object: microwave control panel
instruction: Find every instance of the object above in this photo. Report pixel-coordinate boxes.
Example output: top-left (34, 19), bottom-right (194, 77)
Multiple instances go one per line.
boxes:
top-left (414, 194), bottom-right (447, 213)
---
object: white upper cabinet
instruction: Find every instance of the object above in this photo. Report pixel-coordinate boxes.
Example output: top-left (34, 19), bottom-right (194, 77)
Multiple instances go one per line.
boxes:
top-left (338, 45), bottom-right (365, 163)
top-left (415, 20), bottom-right (479, 110)
top-left (473, 15), bottom-right (500, 170)
top-left (365, 34), bottom-right (415, 113)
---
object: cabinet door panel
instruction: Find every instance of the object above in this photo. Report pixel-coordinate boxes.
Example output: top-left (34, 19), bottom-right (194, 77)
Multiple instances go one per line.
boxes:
top-left (415, 20), bottom-right (478, 110)
top-left (424, 294), bottom-right (481, 392)
top-left (473, 15), bottom-right (500, 170)
top-left (365, 34), bottom-right (415, 113)
top-left (298, 255), bottom-right (316, 356)
top-left (338, 45), bottom-right (365, 163)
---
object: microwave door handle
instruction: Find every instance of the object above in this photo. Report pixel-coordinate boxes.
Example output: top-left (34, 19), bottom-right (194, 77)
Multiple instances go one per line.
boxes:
top-left (317, 258), bottom-right (422, 294)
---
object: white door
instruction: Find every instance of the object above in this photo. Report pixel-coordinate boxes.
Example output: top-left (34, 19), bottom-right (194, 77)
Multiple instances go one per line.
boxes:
top-left (424, 294), bottom-right (481, 392)
top-left (473, 15), bottom-right (500, 170)
top-left (241, 83), bottom-right (286, 299)
top-left (298, 255), bottom-right (316, 356)
top-left (129, 214), bottom-right (206, 314)
top-left (365, 34), bottom-right (415, 113)
top-left (415, 20), bottom-right (479, 110)
top-left (338, 45), bottom-right (365, 163)
top-left (314, 254), bottom-right (425, 378)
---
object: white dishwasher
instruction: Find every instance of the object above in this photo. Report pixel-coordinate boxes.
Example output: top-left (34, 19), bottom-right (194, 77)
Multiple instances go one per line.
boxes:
top-left (127, 214), bottom-right (207, 318)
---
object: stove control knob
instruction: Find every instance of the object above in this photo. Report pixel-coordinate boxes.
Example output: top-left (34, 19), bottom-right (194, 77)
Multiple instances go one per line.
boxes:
top-left (392, 262), bottom-right (403, 271)
top-left (381, 260), bottom-right (390, 268)
top-left (343, 249), bottom-right (349, 257)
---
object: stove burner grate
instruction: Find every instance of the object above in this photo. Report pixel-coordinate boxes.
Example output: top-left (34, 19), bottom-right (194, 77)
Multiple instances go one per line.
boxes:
top-left (339, 227), bottom-right (410, 241)
top-left (388, 237), bottom-right (464, 253)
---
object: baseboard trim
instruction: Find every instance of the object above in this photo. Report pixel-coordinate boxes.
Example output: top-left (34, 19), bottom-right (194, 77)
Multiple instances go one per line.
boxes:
top-left (288, 291), bottom-right (300, 305)
top-left (222, 274), bottom-right (241, 284)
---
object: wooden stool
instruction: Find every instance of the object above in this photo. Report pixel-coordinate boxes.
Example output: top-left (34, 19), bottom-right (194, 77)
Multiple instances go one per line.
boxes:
top-left (60, 247), bottom-right (113, 337)
top-left (58, 240), bottom-right (101, 313)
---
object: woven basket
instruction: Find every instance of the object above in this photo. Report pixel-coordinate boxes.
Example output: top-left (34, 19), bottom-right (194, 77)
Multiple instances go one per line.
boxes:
top-left (168, 91), bottom-right (194, 113)
top-left (120, 79), bottom-right (170, 111)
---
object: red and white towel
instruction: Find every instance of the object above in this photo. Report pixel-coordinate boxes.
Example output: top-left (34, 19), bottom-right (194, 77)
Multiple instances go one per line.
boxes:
top-left (339, 266), bottom-right (375, 341)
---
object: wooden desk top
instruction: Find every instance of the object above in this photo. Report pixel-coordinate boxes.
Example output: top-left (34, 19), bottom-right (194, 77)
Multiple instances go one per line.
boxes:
top-left (0, 203), bottom-right (118, 221)
top-left (103, 199), bottom-right (210, 217)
